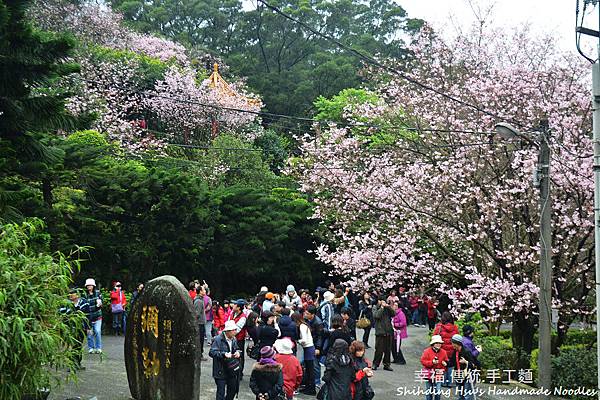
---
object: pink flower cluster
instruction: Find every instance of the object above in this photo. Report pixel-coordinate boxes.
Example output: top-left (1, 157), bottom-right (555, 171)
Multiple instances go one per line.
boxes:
top-left (294, 25), bottom-right (594, 323)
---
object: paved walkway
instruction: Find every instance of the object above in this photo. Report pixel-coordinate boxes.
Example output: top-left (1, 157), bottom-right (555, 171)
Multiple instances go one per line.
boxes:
top-left (48, 326), bottom-right (561, 400)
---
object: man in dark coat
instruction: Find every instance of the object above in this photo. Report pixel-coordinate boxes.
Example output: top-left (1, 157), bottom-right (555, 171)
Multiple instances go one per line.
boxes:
top-left (372, 299), bottom-right (395, 371)
top-left (209, 320), bottom-right (241, 400)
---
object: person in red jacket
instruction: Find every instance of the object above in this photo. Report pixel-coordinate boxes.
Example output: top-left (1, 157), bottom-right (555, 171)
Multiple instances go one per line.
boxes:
top-left (420, 335), bottom-right (448, 400)
top-left (432, 312), bottom-right (459, 387)
top-left (110, 282), bottom-right (127, 335)
top-left (212, 301), bottom-right (226, 334)
top-left (426, 297), bottom-right (438, 330)
top-left (274, 338), bottom-right (303, 399)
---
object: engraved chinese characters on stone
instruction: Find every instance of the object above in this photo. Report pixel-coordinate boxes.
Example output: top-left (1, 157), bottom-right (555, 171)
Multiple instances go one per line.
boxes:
top-left (125, 275), bottom-right (201, 400)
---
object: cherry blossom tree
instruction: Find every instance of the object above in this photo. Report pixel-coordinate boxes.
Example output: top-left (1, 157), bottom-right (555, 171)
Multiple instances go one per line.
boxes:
top-left (295, 25), bottom-right (593, 349)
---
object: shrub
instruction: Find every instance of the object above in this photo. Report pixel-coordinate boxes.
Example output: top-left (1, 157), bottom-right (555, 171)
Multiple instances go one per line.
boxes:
top-left (456, 312), bottom-right (488, 339)
top-left (564, 330), bottom-right (596, 346)
top-left (0, 220), bottom-right (85, 400)
top-left (551, 346), bottom-right (597, 399)
top-left (478, 336), bottom-right (517, 372)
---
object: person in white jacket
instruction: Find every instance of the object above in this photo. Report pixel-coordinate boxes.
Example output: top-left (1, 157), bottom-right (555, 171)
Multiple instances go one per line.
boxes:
top-left (292, 312), bottom-right (316, 395)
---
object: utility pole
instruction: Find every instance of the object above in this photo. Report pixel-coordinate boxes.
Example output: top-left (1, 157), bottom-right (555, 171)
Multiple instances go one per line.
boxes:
top-left (593, 61), bottom-right (600, 400)
top-left (537, 126), bottom-right (553, 396)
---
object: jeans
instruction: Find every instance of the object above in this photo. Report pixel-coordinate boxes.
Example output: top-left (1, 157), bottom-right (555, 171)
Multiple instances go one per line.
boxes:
top-left (411, 309), bottom-right (420, 324)
top-left (315, 355), bottom-right (323, 385)
top-left (87, 319), bottom-right (102, 350)
top-left (457, 379), bottom-right (475, 400)
top-left (444, 367), bottom-right (453, 386)
top-left (112, 311), bottom-right (124, 334)
top-left (425, 380), bottom-right (443, 400)
top-left (215, 377), bottom-right (237, 400)
top-left (205, 321), bottom-right (213, 343)
top-left (199, 324), bottom-right (205, 357)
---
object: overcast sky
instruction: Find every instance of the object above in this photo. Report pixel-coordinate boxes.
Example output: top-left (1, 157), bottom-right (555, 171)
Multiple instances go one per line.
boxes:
top-left (399, 0), bottom-right (592, 55)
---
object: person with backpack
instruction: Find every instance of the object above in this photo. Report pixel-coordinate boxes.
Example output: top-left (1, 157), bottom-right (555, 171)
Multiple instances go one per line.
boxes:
top-left (210, 320), bottom-right (242, 400)
top-left (320, 339), bottom-right (355, 400)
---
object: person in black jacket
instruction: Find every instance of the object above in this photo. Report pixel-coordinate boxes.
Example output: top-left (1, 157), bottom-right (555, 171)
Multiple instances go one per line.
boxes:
top-left (447, 334), bottom-right (477, 400)
top-left (324, 315), bottom-right (353, 356)
top-left (358, 292), bottom-right (374, 348)
top-left (257, 310), bottom-right (280, 351)
top-left (209, 321), bottom-right (241, 400)
top-left (278, 308), bottom-right (298, 341)
top-left (249, 346), bottom-right (284, 400)
top-left (341, 307), bottom-right (357, 341)
top-left (321, 339), bottom-right (355, 400)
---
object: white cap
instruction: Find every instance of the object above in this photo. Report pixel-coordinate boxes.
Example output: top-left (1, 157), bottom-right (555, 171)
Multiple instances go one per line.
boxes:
top-left (260, 286), bottom-right (268, 292)
top-left (274, 338), bottom-right (294, 355)
top-left (85, 278), bottom-right (96, 287)
top-left (430, 335), bottom-right (444, 345)
top-left (323, 291), bottom-right (335, 302)
top-left (223, 320), bottom-right (237, 332)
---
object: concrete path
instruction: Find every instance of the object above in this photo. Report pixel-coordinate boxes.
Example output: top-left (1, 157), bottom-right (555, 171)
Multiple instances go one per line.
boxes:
top-left (48, 326), bottom-right (563, 400)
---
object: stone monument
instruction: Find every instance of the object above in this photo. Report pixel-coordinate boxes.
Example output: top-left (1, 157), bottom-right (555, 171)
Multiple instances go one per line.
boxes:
top-left (125, 275), bottom-right (201, 399)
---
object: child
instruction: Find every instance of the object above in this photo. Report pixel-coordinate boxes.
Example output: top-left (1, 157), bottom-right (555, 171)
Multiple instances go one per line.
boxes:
top-left (350, 340), bottom-right (375, 400)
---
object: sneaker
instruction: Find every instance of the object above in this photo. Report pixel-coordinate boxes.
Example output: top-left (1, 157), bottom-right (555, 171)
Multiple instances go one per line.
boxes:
top-left (96, 349), bottom-right (103, 354)
top-left (88, 349), bottom-right (94, 354)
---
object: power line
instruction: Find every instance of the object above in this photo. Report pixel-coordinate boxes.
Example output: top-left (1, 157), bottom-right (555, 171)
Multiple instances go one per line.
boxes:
top-left (256, 0), bottom-right (528, 130)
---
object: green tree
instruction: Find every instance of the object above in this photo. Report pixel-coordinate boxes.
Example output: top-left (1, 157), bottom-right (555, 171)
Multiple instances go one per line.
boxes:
top-left (0, 0), bottom-right (81, 220)
top-left (0, 219), bottom-right (86, 400)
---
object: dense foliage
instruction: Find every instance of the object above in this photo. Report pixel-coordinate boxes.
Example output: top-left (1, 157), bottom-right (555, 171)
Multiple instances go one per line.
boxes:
top-left (0, 220), bottom-right (85, 400)
top-left (110, 0), bottom-right (424, 116)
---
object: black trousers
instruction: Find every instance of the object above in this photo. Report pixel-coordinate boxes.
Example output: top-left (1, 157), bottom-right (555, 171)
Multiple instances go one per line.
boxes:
top-left (303, 359), bottom-right (316, 391)
top-left (199, 324), bottom-right (205, 357)
top-left (362, 326), bottom-right (371, 346)
top-left (373, 335), bottom-right (392, 368)
top-left (391, 337), bottom-right (406, 364)
top-left (236, 339), bottom-right (245, 376)
top-left (215, 377), bottom-right (237, 400)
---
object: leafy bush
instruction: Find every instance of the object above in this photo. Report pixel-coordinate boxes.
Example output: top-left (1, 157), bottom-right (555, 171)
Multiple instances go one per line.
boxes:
top-left (456, 312), bottom-right (488, 339)
top-left (478, 336), bottom-right (517, 372)
top-left (0, 220), bottom-right (85, 400)
top-left (551, 346), bottom-right (597, 399)
top-left (564, 330), bottom-right (596, 346)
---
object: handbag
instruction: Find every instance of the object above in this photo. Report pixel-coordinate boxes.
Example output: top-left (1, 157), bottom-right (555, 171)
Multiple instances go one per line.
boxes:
top-left (111, 303), bottom-right (124, 313)
top-left (247, 343), bottom-right (261, 360)
top-left (224, 357), bottom-right (241, 375)
top-left (356, 310), bottom-right (371, 329)
top-left (316, 384), bottom-right (328, 400)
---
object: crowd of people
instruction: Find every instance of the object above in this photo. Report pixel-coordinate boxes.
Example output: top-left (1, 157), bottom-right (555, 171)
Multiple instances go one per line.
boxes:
top-left (64, 277), bottom-right (481, 400)
top-left (187, 280), bottom-right (481, 400)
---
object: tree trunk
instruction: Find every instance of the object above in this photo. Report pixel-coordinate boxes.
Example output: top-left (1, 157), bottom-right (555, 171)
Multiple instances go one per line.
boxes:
top-left (512, 311), bottom-right (536, 369)
top-left (42, 178), bottom-right (53, 208)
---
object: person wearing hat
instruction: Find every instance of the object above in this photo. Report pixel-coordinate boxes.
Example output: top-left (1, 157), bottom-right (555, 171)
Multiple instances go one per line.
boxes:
top-left (461, 325), bottom-right (482, 368)
top-left (228, 299), bottom-right (248, 379)
top-left (283, 285), bottom-right (302, 310)
top-left (110, 281), bottom-right (127, 336)
top-left (447, 334), bottom-right (477, 400)
top-left (263, 292), bottom-right (275, 313)
top-left (420, 335), bottom-right (449, 400)
top-left (249, 345), bottom-right (284, 400)
top-left (83, 278), bottom-right (103, 354)
top-left (274, 338), bottom-right (303, 399)
top-left (209, 320), bottom-right (241, 400)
